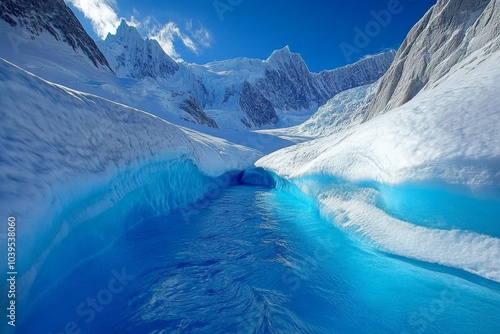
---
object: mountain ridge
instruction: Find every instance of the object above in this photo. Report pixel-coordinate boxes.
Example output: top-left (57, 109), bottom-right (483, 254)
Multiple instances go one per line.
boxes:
top-left (0, 0), bottom-right (112, 71)
top-left (0, 0), bottom-right (394, 129)
top-left (365, 0), bottom-right (500, 120)
top-left (99, 20), bottom-right (395, 128)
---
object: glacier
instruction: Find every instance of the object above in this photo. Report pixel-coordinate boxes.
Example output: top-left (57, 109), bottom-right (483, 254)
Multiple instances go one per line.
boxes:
top-left (0, 57), bottom-right (260, 317)
top-left (257, 35), bottom-right (500, 282)
top-left (1, 0), bottom-right (499, 332)
top-left (257, 81), bottom-right (379, 142)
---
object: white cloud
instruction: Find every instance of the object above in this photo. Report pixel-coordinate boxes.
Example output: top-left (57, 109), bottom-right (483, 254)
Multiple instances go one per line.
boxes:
top-left (186, 20), bottom-right (213, 49)
top-left (193, 26), bottom-right (212, 48)
top-left (66, 0), bottom-right (212, 58)
top-left (66, 0), bottom-right (120, 39)
top-left (150, 22), bottom-right (200, 59)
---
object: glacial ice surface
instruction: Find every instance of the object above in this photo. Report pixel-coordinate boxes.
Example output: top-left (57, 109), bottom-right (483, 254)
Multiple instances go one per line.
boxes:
top-left (0, 57), bottom-right (259, 308)
top-left (257, 47), bottom-right (500, 282)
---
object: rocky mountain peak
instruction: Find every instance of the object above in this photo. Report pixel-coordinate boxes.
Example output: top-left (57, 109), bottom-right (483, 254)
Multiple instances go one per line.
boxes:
top-left (0, 0), bottom-right (112, 71)
top-left (265, 45), bottom-right (307, 68)
top-left (107, 19), bottom-right (143, 43)
top-left (99, 20), bottom-right (179, 79)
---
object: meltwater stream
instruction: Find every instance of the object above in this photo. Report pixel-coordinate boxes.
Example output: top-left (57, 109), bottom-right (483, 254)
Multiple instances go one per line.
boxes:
top-left (20, 185), bottom-right (500, 333)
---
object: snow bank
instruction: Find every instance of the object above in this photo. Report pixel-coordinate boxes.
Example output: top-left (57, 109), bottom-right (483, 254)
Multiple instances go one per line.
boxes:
top-left (0, 57), bottom-right (259, 305)
top-left (257, 48), bottom-right (500, 282)
top-left (258, 49), bottom-right (500, 189)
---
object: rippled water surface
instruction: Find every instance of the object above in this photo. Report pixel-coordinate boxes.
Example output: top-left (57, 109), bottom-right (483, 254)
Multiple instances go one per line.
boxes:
top-left (20, 186), bottom-right (500, 333)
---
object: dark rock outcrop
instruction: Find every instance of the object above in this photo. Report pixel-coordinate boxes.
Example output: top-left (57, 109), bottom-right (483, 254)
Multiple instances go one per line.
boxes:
top-left (239, 81), bottom-right (278, 127)
top-left (254, 46), bottom-right (395, 112)
top-left (179, 97), bottom-right (218, 128)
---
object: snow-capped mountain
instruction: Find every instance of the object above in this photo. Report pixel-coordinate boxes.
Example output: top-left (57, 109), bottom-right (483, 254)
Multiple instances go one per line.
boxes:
top-left (193, 47), bottom-right (395, 127)
top-left (0, 0), bottom-right (393, 130)
top-left (99, 21), bottom-right (395, 128)
top-left (97, 20), bottom-right (218, 127)
top-left (255, 45), bottom-right (323, 111)
top-left (0, 4), bottom-right (218, 129)
top-left (365, 0), bottom-right (500, 120)
top-left (99, 20), bottom-right (178, 79)
top-left (0, 0), bottom-right (111, 71)
top-left (255, 46), bottom-right (395, 112)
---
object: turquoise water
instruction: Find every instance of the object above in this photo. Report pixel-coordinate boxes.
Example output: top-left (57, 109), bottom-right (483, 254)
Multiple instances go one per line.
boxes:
top-left (18, 185), bottom-right (500, 333)
top-left (377, 183), bottom-right (500, 237)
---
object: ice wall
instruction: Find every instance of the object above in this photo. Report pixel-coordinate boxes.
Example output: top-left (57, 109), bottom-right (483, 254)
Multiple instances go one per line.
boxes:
top-left (257, 47), bottom-right (500, 283)
top-left (275, 174), bottom-right (500, 283)
top-left (0, 58), bottom-right (259, 314)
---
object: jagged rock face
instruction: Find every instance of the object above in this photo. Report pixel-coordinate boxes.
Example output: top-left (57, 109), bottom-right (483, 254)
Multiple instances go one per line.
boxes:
top-left (99, 20), bottom-right (179, 79)
top-left (178, 97), bottom-right (218, 128)
top-left (207, 47), bottom-right (396, 126)
top-left (252, 47), bottom-right (395, 112)
top-left (239, 81), bottom-right (278, 127)
top-left (316, 51), bottom-right (396, 99)
top-left (365, 0), bottom-right (500, 121)
top-left (0, 0), bottom-right (111, 70)
top-left (255, 47), bottom-right (324, 111)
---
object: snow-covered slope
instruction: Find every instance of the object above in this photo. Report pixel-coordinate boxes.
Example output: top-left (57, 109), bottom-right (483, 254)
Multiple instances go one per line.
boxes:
top-left (0, 57), bottom-right (260, 309)
top-left (365, 0), bottom-right (500, 120)
top-left (296, 82), bottom-right (378, 138)
top-left (257, 6), bottom-right (500, 283)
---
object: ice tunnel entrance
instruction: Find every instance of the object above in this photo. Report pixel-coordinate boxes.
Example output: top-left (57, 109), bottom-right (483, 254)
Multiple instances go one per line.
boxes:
top-left (239, 167), bottom-right (277, 188)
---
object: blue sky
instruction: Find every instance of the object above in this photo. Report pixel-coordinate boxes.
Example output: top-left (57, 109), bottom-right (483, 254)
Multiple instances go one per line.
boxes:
top-left (67, 0), bottom-right (436, 72)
